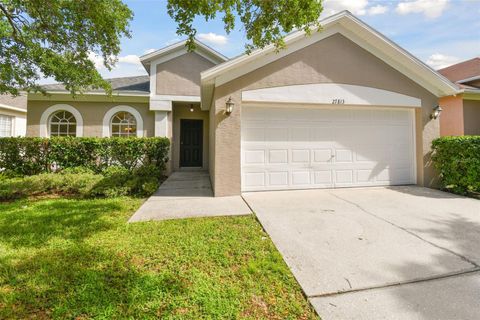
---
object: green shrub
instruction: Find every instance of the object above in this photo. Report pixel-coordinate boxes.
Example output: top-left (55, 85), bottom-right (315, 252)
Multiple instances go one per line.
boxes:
top-left (0, 137), bottom-right (49, 175)
top-left (0, 172), bottom-right (103, 200)
top-left (0, 137), bottom-right (170, 175)
top-left (431, 136), bottom-right (480, 195)
top-left (0, 168), bottom-right (163, 201)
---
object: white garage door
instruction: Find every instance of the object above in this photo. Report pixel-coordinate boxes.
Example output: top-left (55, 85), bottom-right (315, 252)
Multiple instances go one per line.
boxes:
top-left (241, 106), bottom-right (416, 191)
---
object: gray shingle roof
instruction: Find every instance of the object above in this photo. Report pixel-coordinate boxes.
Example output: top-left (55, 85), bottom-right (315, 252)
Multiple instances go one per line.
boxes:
top-left (41, 75), bottom-right (150, 94)
top-left (0, 93), bottom-right (27, 110)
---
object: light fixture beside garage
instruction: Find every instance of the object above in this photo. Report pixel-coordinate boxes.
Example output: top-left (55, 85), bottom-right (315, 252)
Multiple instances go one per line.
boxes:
top-left (225, 97), bottom-right (234, 115)
top-left (430, 105), bottom-right (443, 119)
top-left (189, 104), bottom-right (194, 112)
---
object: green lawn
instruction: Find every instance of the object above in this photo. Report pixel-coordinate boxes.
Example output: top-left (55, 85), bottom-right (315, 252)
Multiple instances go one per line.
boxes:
top-left (0, 197), bottom-right (317, 319)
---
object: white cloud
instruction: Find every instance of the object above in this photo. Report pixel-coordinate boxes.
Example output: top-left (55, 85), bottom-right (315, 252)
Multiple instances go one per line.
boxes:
top-left (396, 0), bottom-right (449, 19)
top-left (323, 0), bottom-right (389, 16)
top-left (143, 48), bottom-right (156, 55)
top-left (87, 51), bottom-right (147, 78)
top-left (368, 5), bottom-right (388, 15)
top-left (88, 51), bottom-right (104, 69)
top-left (117, 54), bottom-right (141, 65)
top-left (197, 32), bottom-right (228, 45)
top-left (426, 53), bottom-right (460, 69)
top-left (323, 0), bottom-right (369, 16)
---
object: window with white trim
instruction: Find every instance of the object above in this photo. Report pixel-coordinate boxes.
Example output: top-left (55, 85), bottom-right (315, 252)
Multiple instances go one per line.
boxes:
top-left (110, 111), bottom-right (137, 137)
top-left (0, 114), bottom-right (13, 137)
top-left (49, 110), bottom-right (77, 137)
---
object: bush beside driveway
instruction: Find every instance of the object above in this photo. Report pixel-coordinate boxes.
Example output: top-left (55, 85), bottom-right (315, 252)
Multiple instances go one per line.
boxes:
top-left (432, 136), bottom-right (480, 196)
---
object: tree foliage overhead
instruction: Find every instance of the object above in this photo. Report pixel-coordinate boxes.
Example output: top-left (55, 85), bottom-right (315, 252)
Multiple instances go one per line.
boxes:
top-left (1, 0), bottom-right (323, 96)
top-left (0, 0), bottom-right (133, 95)
top-left (167, 0), bottom-right (323, 52)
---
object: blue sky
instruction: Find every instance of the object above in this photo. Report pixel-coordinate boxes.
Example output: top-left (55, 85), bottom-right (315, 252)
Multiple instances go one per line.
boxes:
top-left (57, 0), bottom-right (480, 82)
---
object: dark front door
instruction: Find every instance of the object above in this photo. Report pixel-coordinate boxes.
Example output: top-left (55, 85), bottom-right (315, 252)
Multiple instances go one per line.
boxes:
top-left (180, 119), bottom-right (203, 167)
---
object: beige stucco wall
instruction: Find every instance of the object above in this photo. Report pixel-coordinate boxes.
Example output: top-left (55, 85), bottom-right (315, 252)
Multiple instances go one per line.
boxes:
top-left (156, 52), bottom-right (215, 96)
top-left (27, 100), bottom-right (155, 137)
top-left (211, 33), bottom-right (440, 196)
top-left (439, 95), bottom-right (464, 136)
top-left (172, 102), bottom-right (209, 170)
top-left (463, 99), bottom-right (480, 135)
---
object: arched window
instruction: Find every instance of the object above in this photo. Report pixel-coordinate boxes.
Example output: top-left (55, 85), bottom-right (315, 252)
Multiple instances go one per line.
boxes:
top-left (110, 111), bottom-right (137, 137)
top-left (49, 110), bottom-right (77, 137)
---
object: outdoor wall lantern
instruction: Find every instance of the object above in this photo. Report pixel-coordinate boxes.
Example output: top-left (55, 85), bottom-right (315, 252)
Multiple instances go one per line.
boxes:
top-left (430, 105), bottom-right (443, 119)
top-left (225, 97), bottom-right (235, 115)
top-left (189, 104), bottom-right (194, 112)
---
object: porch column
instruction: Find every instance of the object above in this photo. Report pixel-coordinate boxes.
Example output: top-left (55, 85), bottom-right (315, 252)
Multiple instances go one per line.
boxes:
top-left (154, 111), bottom-right (168, 137)
top-left (150, 99), bottom-right (172, 137)
top-left (150, 99), bottom-right (173, 174)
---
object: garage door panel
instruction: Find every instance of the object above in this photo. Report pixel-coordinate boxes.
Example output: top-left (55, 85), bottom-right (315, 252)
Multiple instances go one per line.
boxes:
top-left (335, 149), bottom-right (353, 163)
top-left (242, 106), bottom-right (415, 191)
top-left (243, 171), bottom-right (266, 188)
top-left (269, 171), bottom-right (289, 186)
top-left (335, 170), bottom-right (354, 184)
top-left (313, 149), bottom-right (333, 163)
top-left (291, 149), bottom-right (310, 163)
top-left (313, 170), bottom-right (333, 184)
top-left (244, 149), bottom-right (265, 165)
top-left (292, 171), bottom-right (311, 185)
top-left (268, 149), bottom-right (289, 164)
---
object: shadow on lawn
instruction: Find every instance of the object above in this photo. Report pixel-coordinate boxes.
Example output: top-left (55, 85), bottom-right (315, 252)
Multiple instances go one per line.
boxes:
top-left (0, 200), bottom-right (187, 318)
top-left (0, 243), bottom-right (187, 319)
top-left (0, 199), bottom-right (121, 248)
top-left (388, 215), bottom-right (480, 319)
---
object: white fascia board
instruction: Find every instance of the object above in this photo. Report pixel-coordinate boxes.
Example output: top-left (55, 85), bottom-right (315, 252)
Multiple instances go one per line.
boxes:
top-left (140, 39), bottom-right (228, 66)
top-left (0, 103), bottom-right (27, 113)
top-left (242, 83), bottom-right (422, 107)
top-left (458, 75), bottom-right (480, 84)
top-left (201, 10), bottom-right (460, 98)
top-left (339, 17), bottom-right (459, 97)
top-left (201, 11), bottom-right (347, 83)
top-left (214, 27), bottom-right (339, 87)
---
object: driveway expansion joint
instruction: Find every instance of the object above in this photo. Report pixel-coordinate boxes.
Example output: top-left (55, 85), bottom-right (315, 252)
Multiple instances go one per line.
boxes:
top-left (328, 191), bottom-right (479, 268)
top-left (308, 267), bottom-right (480, 299)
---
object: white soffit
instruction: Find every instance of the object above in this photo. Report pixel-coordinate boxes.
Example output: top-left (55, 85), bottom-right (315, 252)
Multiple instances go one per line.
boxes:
top-left (242, 83), bottom-right (421, 107)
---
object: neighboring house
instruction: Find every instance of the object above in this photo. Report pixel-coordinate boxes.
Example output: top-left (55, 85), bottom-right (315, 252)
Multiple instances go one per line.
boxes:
top-left (0, 94), bottom-right (27, 137)
top-left (438, 58), bottom-right (480, 136)
top-left (27, 11), bottom-right (460, 196)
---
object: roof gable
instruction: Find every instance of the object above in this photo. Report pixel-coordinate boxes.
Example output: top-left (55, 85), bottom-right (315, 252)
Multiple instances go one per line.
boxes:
top-left (201, 10), bottom-right (459, 108)
top-left (140, 39), bottom-right (227, 73)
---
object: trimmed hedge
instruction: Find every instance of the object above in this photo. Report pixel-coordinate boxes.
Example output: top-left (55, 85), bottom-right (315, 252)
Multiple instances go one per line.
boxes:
top-left (431, 136), bottom-right (480, 195)
top-left (0, 137), bottom-right (170, 176)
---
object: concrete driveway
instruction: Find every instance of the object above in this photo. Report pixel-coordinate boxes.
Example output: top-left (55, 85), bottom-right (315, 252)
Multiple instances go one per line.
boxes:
top-left (243, 186), bottom-right (480, 319)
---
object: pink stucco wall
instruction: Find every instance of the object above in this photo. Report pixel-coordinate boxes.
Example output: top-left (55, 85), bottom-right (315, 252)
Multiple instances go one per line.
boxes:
top-left (439, 95), bottom-right (464, 136)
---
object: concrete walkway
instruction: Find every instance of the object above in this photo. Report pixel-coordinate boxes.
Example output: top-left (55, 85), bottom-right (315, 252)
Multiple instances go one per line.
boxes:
top-left (243, 186), bottom-right (480, 320)
top-left (128, 171), bottom-right (251, 222)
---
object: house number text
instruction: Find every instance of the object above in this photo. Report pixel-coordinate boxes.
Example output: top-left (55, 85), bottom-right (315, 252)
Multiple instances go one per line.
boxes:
top-left (332, 99), bottom-right (345, 104)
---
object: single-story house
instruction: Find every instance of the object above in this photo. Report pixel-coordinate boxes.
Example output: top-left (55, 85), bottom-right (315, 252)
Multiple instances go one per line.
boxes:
top-left (438, 57), bottom-right (480, 136)
top-left (0, 94), bottom-right (27, 137)
top-left (27, 10), bottom-right (460, 196)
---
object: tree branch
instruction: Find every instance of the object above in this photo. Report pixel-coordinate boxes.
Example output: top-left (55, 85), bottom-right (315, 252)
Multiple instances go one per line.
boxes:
top-left (0, 3), bottom-right (22, 40)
